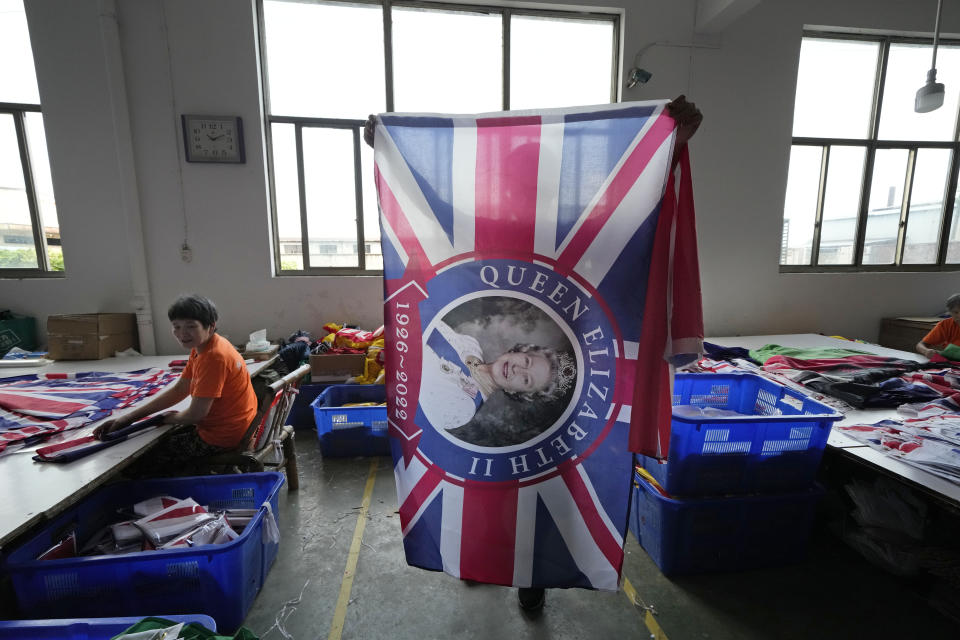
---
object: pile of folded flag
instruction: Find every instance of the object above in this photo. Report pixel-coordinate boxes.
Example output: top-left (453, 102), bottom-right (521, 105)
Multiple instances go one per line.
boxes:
top-left (836, 410), bottom-right (960, 484)
top-left (0, 368), bottom-right (178, 454)
top-left (37, 494), bottom-right (257, 560)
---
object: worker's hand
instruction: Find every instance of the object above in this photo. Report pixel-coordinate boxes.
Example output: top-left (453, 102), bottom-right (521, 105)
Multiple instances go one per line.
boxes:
top-left (159, 410), bottom-right (182, 425)
top-left (922, 346), bottom-right (941, 359)
top-left (667, 95), bottom-right (703, 148)
top-left (363, 114), bottom-right (377, 148)
top-left (93, 415), bottom-right (133, 440)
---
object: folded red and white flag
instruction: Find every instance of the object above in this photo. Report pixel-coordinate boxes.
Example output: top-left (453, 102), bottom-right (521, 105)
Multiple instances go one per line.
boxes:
top-left (37, 531), bottom-right (77, 561)
top-left (161, 514), bottom-right (238, 549)
top-left (110, 520), bottom-right (143, 544)
top-left (133, 495), bottom-right (181, 517)
top-left (135, 498), bottom-right (214, 546)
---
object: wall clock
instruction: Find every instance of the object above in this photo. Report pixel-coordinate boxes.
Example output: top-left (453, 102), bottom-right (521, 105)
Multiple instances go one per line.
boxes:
top-left (181, 114), bottom-right (245, 163)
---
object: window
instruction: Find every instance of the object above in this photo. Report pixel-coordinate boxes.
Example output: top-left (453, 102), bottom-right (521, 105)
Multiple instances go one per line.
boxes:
top-left (259, 0), bottom-right (618, 275)
top-left (0, 0), bottom-right (62, 274)
top-left (781, 33), bottom-right (960, 271)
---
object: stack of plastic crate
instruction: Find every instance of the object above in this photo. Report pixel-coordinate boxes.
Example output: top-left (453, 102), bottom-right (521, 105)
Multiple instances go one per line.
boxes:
top-left (630, 372), bottom-right (842, 575)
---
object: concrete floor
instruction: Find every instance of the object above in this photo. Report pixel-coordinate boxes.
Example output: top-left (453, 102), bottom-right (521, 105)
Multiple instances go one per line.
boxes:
top-left (242, 432), bottom-right (960, 640)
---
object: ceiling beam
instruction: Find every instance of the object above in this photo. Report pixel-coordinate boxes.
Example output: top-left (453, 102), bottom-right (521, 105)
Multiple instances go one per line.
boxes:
top-left (695, 0), bottom-right (762, 34)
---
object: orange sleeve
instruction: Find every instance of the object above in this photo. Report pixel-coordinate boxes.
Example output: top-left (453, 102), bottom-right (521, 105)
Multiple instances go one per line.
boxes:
top-left (190, 352), bottom-right (229, 398)
top-left (181, 351), bottom-right (196, 380)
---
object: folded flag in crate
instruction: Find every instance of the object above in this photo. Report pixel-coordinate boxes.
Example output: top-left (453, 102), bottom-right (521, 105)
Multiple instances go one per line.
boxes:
top-left (375, 101), bottom-right (702, 589)
top-left (0, 368), bottom-right (176, 453)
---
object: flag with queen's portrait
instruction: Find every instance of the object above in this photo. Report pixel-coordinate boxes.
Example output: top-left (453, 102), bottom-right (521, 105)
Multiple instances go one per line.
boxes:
top-left (375, 100), bottom-right (702, 590)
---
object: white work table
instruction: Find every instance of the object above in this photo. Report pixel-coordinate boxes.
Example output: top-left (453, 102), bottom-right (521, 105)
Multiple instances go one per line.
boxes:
top-left (0, 354), bottom-right (276, 550)
top-left (709, 334), bottom-right (960, 509)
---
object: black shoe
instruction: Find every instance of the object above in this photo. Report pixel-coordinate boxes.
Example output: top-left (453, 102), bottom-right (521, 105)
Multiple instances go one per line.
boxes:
top-left (518, 587), bottom-right (545, 611)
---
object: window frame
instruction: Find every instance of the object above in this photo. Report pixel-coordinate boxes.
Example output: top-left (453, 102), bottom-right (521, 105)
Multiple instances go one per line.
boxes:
top-left (782, 30), bottom-right (960, 273)
top-left (257, 0), bottom-right (621, 276)
top-left (0, 101), bottom-right (61, 278)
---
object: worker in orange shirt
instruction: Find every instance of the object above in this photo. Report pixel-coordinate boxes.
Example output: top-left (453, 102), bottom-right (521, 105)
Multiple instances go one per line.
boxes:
top-left (917, 294), bottom-right (960, 359)
top-left (94, 294), bottom-right (258, 471)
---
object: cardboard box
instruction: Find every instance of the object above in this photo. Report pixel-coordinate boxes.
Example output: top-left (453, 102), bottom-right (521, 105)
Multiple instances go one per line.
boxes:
top-left (241, 344), bottom-right (279, 362)
top-left (47, 313), bottom-right (138, 360)
top-left (309, 353), bottom-right (366, 381)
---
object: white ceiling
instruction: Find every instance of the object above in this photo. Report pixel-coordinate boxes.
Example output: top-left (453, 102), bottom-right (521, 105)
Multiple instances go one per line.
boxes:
top-left (695, 0), bottom-right (763, 33)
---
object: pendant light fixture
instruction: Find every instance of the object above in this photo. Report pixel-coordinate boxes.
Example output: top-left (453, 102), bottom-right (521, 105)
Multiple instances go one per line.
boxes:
top-left (915, 0), bottom-right (946, 113)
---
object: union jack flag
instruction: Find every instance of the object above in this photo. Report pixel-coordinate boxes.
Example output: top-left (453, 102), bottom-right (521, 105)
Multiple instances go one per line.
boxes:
top-left (376, 101), bottom-right (701, 590)
top-left (0, 368), bottom-right (177, 453)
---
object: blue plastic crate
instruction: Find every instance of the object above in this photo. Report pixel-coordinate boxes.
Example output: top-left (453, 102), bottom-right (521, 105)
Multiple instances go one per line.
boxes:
top-left (311, 385), bottom-right (389, 457)
top-left (288, 382), bottom-right (333, 429)
top-left (0, 614), bottom-right (215, 639)
top-left (3, 472), bottom-right (284, 633)
top-left (644, 372), bottom-right (842, 496)
top-left (630, 471), bottom-right (823, 575)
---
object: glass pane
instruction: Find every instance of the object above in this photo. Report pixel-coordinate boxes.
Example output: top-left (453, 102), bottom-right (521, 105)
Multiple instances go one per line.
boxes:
top-left (903, 149), bottom-right (951, 264)
top-left (510, 15), bottom-right (614, 110)
top-left (792, 38), bottom-right (879, 139)
top-left (780, 146), bottom-right (822, 265)
top-left (0, 114), bottom-right (38, 269)
top-left (878, 44), bottom-right (960, 142)
top-left (862, 148), bottom-right (908, 265)
top-left (818, 146), bottom-right (865, 265)
top-left (303, 127), bottom-right (359, 268)
top-left (946, 181), bottom-right (960, 263)
top-left (359, 138), bottom-right (381, 270)
top-left (271, 123), bottom-right (303, 271)
top-left (0, 0), bottom-right (40, 104)
top-left (262, 1), bottom-right (385, 118)
top-left (393, 7), bottom-right (501, 113)
top-left (24, 112), bottom-right (62, 270)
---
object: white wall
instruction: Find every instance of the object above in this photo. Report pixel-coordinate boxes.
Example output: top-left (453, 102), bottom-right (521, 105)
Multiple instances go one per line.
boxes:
top-left (691, 0), bottom-right (960, 338)
top-left (5, 0), bottom-right (959, 355)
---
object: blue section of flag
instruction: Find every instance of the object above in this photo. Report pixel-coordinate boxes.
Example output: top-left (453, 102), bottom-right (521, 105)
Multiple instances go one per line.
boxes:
top-left (579, 430), bottom-right (635, 535)
top-left (380, 231), bottom-right (406, 279)
top-left (383, 116), bottom-right (455, 245)
top-left (555, 106), bottom-right (657, 249)
top-left (595, 200), bottom-right (662, 343)
top-left (403, 492), bottom-right (444, 571)
top-left (531, 496), bottom-right (591, 588)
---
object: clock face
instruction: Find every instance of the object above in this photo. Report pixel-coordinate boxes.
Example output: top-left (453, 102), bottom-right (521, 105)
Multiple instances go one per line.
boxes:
top-left (182, 115), bottom-right (245, 163)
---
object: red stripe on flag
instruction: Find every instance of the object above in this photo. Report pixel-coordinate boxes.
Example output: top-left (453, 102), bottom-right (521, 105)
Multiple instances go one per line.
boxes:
top-left (35, 435), bottom-right (98, 455)
top-left (613, 358), bottom-right (636, 405)
top-left (631, 161), bottom-right (678, 458)
top-left (143, 505), bottom-right (207, 522)
top-left (474, 117), bottom-right (540, 255)
top-left (460, 483), bottom-right (518, 585)
top-left (375, 165), bottom-right (434, 273)
top-left (556, 115), bottom-right (675, 273)
top-left (399, 467), bottom-right (443, 532)
top-left (0, 391), bottom-right (86, 415)
top-left (561, 465), bottom-right (623, 572)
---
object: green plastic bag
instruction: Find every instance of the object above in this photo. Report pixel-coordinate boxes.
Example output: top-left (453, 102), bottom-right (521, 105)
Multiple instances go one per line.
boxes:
top-left (940, 343), bottom-right (960, 361)
top-left (0, 310), bottom-right (37, 355)
top-left (111, 616), bottom-right (259, 640)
